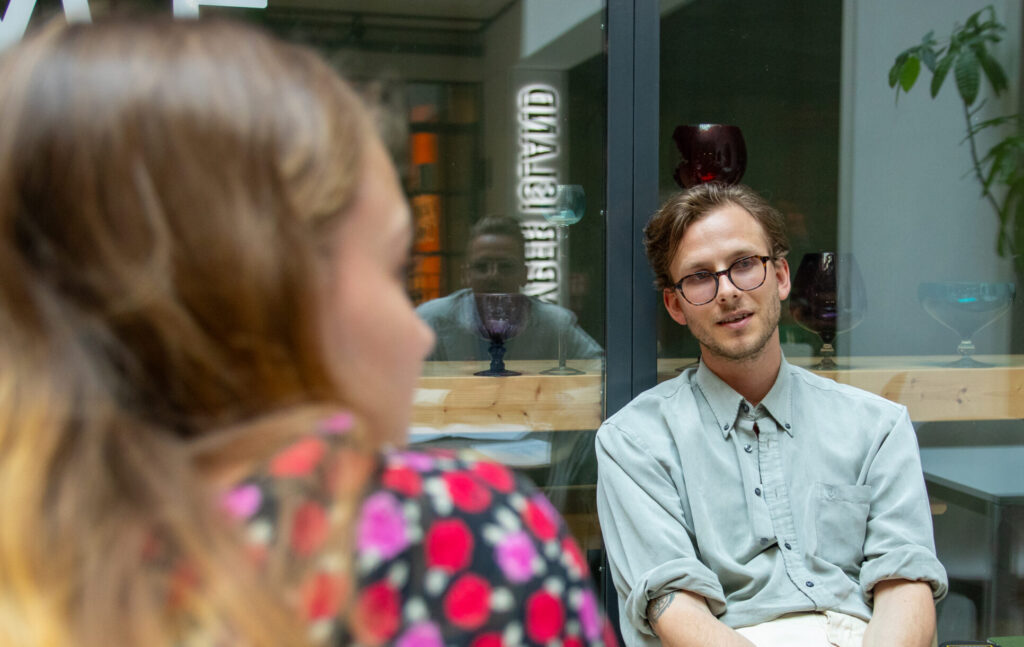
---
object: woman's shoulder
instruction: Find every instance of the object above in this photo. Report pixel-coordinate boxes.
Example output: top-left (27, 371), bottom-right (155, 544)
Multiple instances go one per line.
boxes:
top-left (350, 447), bottom-right (616, 647)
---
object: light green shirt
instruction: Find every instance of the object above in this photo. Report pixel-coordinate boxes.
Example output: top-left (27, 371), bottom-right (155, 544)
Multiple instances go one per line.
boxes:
top-left (596, 358), bottom-right (947, 647)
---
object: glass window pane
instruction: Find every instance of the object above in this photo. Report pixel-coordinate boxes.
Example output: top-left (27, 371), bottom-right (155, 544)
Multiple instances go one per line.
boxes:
top-left (657, 0), bottom-right (1023, 640)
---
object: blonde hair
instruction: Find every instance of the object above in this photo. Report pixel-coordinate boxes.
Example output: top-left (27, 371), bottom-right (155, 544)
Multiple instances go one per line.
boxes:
top-left (0, 18), bottom-right (376, 646)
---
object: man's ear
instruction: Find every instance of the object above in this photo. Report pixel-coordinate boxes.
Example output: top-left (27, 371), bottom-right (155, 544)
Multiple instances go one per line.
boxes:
top-left (663, 288), bottom-right (689, 326)
top-left (774, 257), bottom-right (791, 301)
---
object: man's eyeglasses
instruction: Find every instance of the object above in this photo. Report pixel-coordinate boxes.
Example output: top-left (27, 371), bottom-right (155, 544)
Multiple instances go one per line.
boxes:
top-left (673, 255), bottom-right (774, 306)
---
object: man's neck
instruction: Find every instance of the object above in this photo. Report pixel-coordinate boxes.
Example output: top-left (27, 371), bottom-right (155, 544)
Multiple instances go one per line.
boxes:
top-left (700, 338), bottom-right (783, 405)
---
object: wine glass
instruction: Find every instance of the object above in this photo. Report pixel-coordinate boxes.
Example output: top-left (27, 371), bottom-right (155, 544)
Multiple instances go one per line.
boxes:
top-left (541, 185), bottom-right (586, 375)
top-left (672, 124), bottom-right (747, 188)
top-left (474, 293), bottom-right (530, 376)
top-left (789, 252), bottom-right (867, 370)
top-left (917, 282), bottom-right (1015, 367)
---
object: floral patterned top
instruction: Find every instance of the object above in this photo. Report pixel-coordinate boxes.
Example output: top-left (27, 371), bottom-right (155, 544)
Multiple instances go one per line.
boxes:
top-left (216, 412), bottom-right (618, 647)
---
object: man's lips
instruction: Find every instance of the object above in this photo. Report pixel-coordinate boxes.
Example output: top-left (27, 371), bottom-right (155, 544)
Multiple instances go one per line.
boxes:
top-left (717, 311), bottom-right (753, 326)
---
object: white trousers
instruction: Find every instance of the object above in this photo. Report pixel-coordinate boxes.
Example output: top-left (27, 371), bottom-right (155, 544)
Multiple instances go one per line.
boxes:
top-left (735, 611), bottom-right (868, 647)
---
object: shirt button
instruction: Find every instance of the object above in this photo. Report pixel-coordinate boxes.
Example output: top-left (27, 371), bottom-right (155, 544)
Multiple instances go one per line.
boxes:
top-left (805, 581), bottom-right (814, 588)
top-left (785, 423), bottom-right (791, 429)
top-left (744, 444), bottom-right (752, 453)
top-left (760, 537), bottom-right (770, 545)
top-left (723, 424), bottom-right (730, 430)
top-left (754, 487), bottom-right (762, 497)
top-left (784, 542), bottom-right (792, 550)
top-left (741, 403), bottom-right (749, 413)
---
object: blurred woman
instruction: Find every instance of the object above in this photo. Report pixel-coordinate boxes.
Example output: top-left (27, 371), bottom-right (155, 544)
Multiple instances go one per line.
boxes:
top-left (0, 18), bottom-right (615, 647)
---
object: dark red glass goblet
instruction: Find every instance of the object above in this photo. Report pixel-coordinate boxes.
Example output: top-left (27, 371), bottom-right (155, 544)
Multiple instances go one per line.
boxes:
top-left (672, 124), bottom-right (747, 188)
top-left (789, 252), bottom-right (867, 369)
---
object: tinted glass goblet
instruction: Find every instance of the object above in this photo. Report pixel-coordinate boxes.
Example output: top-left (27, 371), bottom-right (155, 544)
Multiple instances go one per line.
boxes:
top-left (672, 124), bottom-right (747, 188)
top-left (918, 282), bottom-right (1015, 367)
top-left (474, 293), bottom-right (530, 376)
top-left (789, 252), bottom-right (867, 369)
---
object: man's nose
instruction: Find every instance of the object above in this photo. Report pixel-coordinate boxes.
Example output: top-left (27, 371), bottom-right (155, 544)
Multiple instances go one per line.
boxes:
top-left (717, 273), bottom-right (742, 300)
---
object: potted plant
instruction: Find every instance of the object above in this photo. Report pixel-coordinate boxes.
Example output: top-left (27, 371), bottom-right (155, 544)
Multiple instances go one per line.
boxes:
top-left (889, 5), bottom-right (1022, 278)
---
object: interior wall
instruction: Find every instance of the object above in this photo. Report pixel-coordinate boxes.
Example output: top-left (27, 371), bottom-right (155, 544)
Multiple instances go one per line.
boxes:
top-left (840, 0), bottom-right (1022, 358)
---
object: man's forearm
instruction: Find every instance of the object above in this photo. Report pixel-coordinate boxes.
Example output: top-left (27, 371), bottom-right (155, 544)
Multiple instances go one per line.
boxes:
top-left (647, 591), bottom-right (756, 647)
top-left (863, 580), bottom-right (935, 647)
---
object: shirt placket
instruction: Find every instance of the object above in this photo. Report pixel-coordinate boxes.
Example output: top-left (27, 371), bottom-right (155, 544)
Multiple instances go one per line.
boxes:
top-left (756, 414), bottom-right (837, 608)
top-left (732, 405), bottom-right (775, 552)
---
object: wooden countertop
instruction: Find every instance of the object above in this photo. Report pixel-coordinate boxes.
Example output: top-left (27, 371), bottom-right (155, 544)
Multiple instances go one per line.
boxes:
top-left (412, 355), bottom-right (1024, 432)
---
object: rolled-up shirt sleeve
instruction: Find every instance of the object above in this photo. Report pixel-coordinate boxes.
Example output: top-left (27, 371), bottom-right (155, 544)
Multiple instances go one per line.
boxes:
top-left (596, 420), bottom-right (725, 636)
top-left (859, 408), bottom-right (949, 601)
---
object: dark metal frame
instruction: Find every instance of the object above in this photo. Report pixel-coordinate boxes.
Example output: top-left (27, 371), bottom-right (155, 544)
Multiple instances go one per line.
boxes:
top-left (601, 0), bottom-right (660, 636)
top-left (606, 0), bottom-right (659, 416)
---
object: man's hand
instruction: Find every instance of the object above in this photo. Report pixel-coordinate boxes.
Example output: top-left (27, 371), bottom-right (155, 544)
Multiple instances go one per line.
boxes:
top-left (862, 579), bottom-right (936, 647)
top-left (647, 590), bottom-right (756, 647)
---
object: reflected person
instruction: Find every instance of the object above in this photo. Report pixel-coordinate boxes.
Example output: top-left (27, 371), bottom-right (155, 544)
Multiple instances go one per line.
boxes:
top-left (417, 214), bottom-right (602, 361)
top-left (596, 183), bottom-right (946, 647)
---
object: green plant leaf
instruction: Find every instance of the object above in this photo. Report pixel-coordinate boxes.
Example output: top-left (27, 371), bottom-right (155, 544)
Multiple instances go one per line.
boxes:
top-left (955, 47), bottom-right (981, 105)
top-left (899, 56), bottom-right (921, 92)
top-left (930, 53), bottom-right (955, 97)
top-left (976, 47), bottom-right (1008, 95)
top-left (889, 50), bottom-right (911, 88)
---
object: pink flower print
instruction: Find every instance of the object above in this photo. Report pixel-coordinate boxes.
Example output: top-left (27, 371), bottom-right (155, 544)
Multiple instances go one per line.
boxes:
top-left (320, 411), bottom-right (354, 435)
top-left (393, 451), bottom-right (436, 473)
top-left (357, 491), bottom-right (408, 559)
top-left (495, 530), bottom-right (537, 583)
top-left (396, 621), bottom-right (443, 647)
top-left (578, 589), bottom-right (600, 641)
top-left (221, 484), bottom-right (262, 520)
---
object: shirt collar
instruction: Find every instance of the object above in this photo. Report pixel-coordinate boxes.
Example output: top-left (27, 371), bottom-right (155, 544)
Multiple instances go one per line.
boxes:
top-left (694, 355), bottom-right (795, 438)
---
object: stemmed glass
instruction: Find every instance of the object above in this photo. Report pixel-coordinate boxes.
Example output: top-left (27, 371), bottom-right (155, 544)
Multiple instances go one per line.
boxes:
top-left (917, 282), bottom-right (1015, 367)
top-left (473, 293), bottom-right (530, 376)
top-left (541, 185), bottom-right (586, 375)
top-left (672, 124), bottom-right (747, 189)
top-left (789, 253), bottom-right (867, 370)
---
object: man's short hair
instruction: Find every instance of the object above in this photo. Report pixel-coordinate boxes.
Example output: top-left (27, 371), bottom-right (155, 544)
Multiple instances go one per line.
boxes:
top-left (644, 183), bottom-right (790, 291)
top-left (469, 214), bottom-right (525, 253)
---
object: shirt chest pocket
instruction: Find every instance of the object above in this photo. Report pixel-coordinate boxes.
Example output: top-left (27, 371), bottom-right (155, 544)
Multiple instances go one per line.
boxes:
top-left (810, 482), bottom-right (872, 569)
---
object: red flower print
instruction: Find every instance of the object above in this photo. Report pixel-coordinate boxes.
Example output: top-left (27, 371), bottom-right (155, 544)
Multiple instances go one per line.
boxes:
top-left (562, 536), bottom-right (588, 578)
top-left (269, 437), bottom-right (327, 477)
top-left (301, 571), bottom-right (349, 621)
top-left (425, 518), bottom-right (474, 573)
top-left (470, 633), bottom-right (504, 647)
top-left (383, 464), bottom-right (423, 498)
top-left (525, 590), bottom-right (564, 643)
top-left (291, 501), bottom-right (329, 556)
top-left (353, 581), bottom-right (401, 645)
top-left (471, 461), bottom-right (515, 493)
top-left (524, 498), bottom-right (558, 541)
top-left (443, 471), bottom-right (492, 513)
top-left (563, 637), bottom-right (584, 647)
top-left (443, 574), bottom-right (492, 630)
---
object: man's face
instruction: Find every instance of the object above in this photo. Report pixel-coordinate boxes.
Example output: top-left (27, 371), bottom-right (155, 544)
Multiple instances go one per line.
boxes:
top-left (465, 233), bottom-right (527, 294)
top-left (663, 203), bottom-right (790, 364)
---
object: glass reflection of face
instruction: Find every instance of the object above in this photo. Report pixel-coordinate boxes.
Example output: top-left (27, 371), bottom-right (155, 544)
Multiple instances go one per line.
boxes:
top-left (465, 233), bottom-right (527, 294)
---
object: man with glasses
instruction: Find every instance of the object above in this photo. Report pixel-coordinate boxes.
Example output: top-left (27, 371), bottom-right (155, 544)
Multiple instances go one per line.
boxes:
top-left (596, 184), bottom-right (946, 647)
top-left (417, 214), bottom-right (602, 361)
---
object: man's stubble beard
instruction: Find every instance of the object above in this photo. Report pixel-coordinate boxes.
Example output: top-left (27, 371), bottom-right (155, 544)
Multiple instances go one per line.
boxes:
top-left (695, 293), bottom-right (782, 364)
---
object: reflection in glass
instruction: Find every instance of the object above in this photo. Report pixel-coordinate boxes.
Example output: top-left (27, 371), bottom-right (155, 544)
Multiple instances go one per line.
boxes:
top-left (473, 293), bottom-right (530, 376)
top-left (918, 282), bottom-right (1016, 367)
top-left (789, 252), bottom-right (867, 369)
top-left (672, 124), bottom-right (747, 188)
top-left (542, 185), bottom-right (586, 375)
top-left (417, 215), bottom-right (602, 363)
